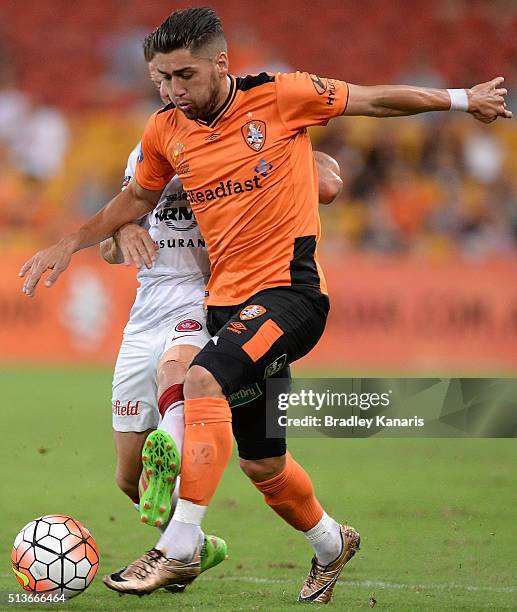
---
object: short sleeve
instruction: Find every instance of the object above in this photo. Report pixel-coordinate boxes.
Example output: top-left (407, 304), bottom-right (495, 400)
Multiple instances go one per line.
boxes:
top-left (135, 112), bottom-right (174, 191)
top-left (121, 142), bottom-right (141, 190)
top-left (275, 72), bottom-right (348, 131)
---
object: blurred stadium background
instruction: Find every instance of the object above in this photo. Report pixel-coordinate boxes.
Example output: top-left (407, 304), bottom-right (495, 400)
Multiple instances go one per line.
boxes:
top-left (1, 0), bottom-right (516, 373)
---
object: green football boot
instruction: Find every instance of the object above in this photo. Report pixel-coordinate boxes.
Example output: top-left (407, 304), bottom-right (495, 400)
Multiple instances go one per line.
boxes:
top-left (164, 534), bottom-right (228, 593)
top-left (200, 534), bottom-right (228, 572)
top-left (139, 430), bottom-right (180, 527)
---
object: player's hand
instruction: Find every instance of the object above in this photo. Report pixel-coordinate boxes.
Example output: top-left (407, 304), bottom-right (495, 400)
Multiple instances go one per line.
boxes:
top-left (468, 77), bottom-right (512, 123)
top-left (19, 237), bottom-right (76, 297)
top-left (114, 222), bottom-right (158, 269)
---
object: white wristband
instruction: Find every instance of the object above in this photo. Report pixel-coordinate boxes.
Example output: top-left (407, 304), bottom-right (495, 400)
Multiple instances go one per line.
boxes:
top-left (447, 88), bottom-right (469, 112)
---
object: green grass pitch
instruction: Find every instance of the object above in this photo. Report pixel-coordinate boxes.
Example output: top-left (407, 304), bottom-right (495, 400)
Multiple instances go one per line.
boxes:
top-left (1, 366), bottom-right (516, 610)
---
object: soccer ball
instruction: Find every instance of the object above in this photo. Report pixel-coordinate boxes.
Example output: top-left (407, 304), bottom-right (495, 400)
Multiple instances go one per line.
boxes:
top-left (11, 514), bottom-right (99, 599)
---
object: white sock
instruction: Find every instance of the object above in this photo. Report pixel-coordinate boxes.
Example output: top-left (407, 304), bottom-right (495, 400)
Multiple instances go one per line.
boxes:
top-left (158, 400), bottom-right (185, 456)
top-left (157, 499), bottom-right (205, 561)
top-left (304, 512), bottom-right (342, 566)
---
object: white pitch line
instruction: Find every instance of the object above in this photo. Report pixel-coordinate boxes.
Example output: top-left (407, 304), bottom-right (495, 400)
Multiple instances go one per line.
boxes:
top-left (200, 575), bottom-right (517, 594)
top-left (1, 574), bottom-right (516, 595)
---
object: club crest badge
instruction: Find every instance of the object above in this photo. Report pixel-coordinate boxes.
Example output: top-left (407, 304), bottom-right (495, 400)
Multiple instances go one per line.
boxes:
top-left (239, 304), bottom-right (267, 321)
top-left (241, 120), bottom-right (266, 152)
top-left (175, 319), bottom-right (202, 332)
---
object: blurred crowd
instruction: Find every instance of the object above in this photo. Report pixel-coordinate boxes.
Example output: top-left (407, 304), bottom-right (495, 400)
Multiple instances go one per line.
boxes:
top-left (315, 114), bottom-right (517, 260)
top-left (0, 0), bottom-right (516, 260)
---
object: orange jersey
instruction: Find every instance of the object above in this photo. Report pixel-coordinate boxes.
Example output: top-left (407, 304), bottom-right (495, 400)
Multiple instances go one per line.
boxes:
top-left (136, 71), bottom-right (348, 306)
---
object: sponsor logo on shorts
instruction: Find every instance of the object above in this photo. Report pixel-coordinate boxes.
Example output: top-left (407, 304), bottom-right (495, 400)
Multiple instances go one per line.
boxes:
top-left (227, 321), bottom-right (247, 334)
top-left (112, 400), bottom-right (140, 416)
top-left (240, 305), bottom-right (267, 321)
top-left (264, 354), bottom-right (287, 379)
top-left (171, 335), bottom-right (191, 342)
top-left (175, 319), bottom-right (202, 332)
top-left (228, 383), bottom-right (263, 408)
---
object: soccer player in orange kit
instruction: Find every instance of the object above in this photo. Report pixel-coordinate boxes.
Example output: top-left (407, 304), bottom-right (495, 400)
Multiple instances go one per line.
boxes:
top-left (20, 7), bottom-right (510, 604)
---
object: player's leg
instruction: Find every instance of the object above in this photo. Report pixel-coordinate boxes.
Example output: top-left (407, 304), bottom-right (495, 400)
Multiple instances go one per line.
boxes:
top-left (111, 329), bottom-right (161, 506)
top-left (140, 310), bottom-right (212, 527)
top-left (157, 290), bottom-right (327, 567)
top-left (138, 312), bottom-right (229, 576)
top-left (137, 350), bottom-right (192, 528)
top-left (157, 289), bottom-right (328, 567)
top-left (114, 430), bottom-right (154, 504)
top-left (203, 288), bottom-right (359, 603)
top-left (232, 369), bottom-right (346, 561)
top-left (105, 308), bottom-right (234, 593)
top-left (234, 398), bottom-right (359, 604)
top-left (104, 317), bottom-right (228, 593)
top-left (156, 310), bottom-right (213, 455)
top-left (242, 453), bottom-right (347, 566)
top-left (154, 361), bottom-right (230, 564)
top-left (104, 361), bottom-right (230, 595)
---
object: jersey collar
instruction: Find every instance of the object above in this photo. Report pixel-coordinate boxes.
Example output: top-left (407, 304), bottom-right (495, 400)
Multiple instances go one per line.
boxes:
top-left (196, 75), bottom-right (237, 129)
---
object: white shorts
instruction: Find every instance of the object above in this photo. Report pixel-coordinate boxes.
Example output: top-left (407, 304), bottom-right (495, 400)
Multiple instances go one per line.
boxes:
top-left (112, 308), bottom-right (210, 433)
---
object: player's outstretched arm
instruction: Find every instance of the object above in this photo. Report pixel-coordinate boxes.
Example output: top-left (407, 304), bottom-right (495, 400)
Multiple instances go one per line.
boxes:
top-left (314, 151), bottom-right (343, 205)
top-left (19, 180), bottom-right (162, 297)
top-left (344, 77), bottom-right (511, 123)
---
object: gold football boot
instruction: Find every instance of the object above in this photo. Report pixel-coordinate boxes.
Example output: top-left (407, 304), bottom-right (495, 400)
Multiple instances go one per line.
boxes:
top-left (298, 524), bottom-right (360, 604)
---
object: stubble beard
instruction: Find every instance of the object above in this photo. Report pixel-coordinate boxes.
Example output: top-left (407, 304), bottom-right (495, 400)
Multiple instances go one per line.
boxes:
top-left (182, 72), bottom-right (223, 121)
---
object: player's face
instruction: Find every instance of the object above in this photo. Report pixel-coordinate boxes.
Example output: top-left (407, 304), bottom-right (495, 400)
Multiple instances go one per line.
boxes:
top-left (148, 60), bottom-right (171, 105)
top-left (153, 47), bottom-right (229, 120)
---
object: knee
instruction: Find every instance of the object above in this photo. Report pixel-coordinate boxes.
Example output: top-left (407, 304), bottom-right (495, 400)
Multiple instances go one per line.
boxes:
top-left (115, 470), bottom-right (139, 503)
top-left (157, 345), bottom-right (199, 396)
top-left (157, 361), bottom-right (188, 397)
top-left (239, 455), bottom-right (286, 482)
top-left (184, 365), bottom-right (223, 399)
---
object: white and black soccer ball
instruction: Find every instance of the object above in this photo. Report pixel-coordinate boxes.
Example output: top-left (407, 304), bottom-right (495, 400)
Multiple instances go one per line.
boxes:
top-left (11, 514), bottom-right (99, 599)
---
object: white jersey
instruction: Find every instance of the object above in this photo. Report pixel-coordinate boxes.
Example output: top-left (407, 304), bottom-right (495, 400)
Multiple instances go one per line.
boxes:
top-left (122, 143), bottom-right (210, 334)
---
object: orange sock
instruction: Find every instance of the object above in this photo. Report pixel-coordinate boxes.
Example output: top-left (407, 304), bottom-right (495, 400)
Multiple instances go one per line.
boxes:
top-left (253, 452), bottom-right (323, 531)
top-left (179, 397), bottom-right (232, 506)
